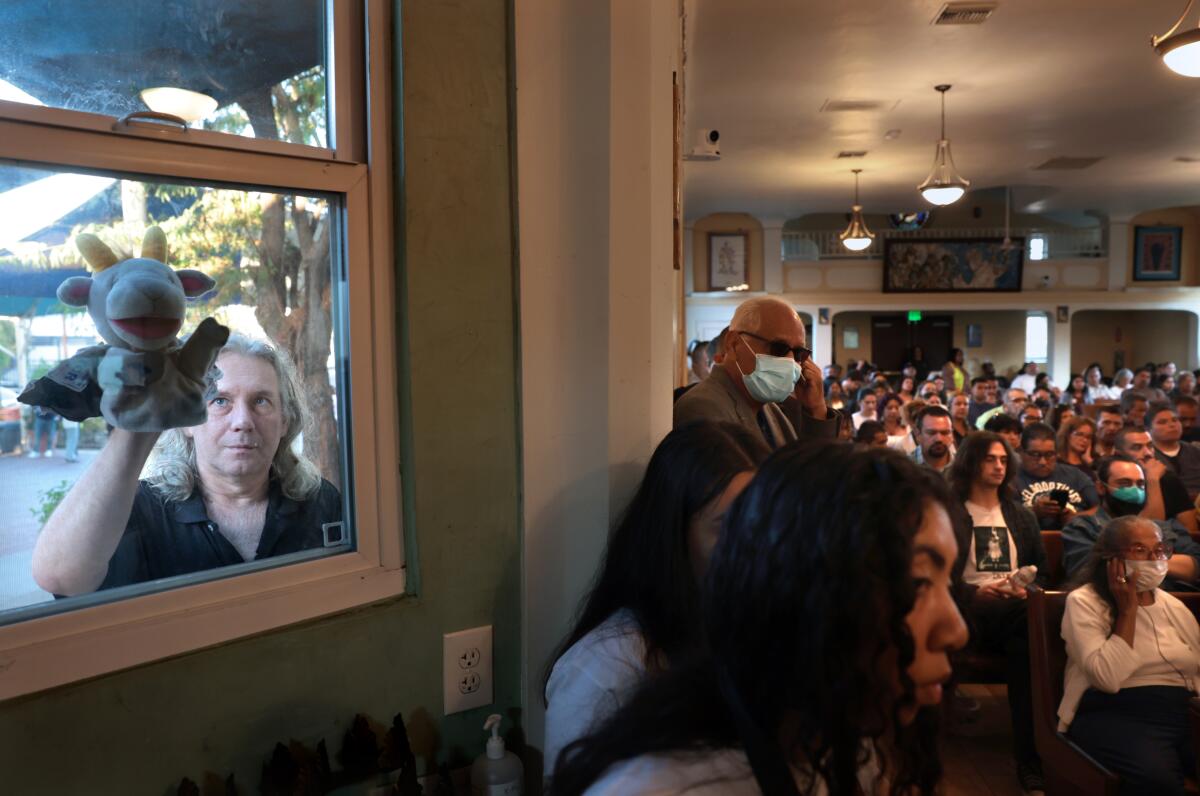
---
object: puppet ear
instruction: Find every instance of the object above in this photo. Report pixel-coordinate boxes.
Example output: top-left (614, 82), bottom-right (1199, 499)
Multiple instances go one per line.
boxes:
top-left (141, 226), bottom-right (168, 263)
top-left (176, 269), bottom-right (215, 298)
top-left (57, 277), bottom-right (93, 307)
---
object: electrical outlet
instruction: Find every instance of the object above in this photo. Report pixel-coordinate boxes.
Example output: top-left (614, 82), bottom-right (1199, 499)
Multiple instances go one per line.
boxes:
top-left (443, 625), bottom-right (493, 714)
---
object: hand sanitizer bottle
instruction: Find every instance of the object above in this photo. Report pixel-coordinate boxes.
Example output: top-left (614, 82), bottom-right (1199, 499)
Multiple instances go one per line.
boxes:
top-left (470, 713), bottom-right (523, 795)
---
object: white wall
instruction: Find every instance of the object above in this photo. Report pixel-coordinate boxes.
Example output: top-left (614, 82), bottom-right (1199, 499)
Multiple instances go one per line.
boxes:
top-left (515, 0), bottom-right (679, 766)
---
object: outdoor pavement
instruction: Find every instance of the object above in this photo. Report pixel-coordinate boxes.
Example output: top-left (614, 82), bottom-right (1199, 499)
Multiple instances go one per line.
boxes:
top-left (0, 446), bottom-right (99, 613)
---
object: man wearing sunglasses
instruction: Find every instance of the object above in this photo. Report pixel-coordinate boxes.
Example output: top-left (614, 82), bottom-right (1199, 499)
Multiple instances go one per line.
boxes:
top-left (1063, 454), bottom-right (1200, 591)
top-left (674, 296), bottom-right (837, 449)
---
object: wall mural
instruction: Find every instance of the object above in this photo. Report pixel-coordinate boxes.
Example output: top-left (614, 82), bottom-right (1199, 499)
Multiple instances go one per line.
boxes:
top-left (882, 238), bottom-right (1024, 293)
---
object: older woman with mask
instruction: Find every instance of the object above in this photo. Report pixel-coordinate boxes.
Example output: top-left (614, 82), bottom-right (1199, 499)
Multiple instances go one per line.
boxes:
top-left (1061, 515), bottom-right (1200, 796)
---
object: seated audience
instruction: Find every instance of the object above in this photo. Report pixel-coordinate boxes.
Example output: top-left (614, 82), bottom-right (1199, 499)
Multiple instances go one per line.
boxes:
top-left (1063, 374), bottom-right (1087, 411)
top-left (975, 387), bottom-right (1029, 430)
top-left (552, 443), bottom-right (968, 795)
top-left (1148, 402), bottom-right (1200, 500)
top-left (1015, 422), bottom-right (1098, 530)
top-left (1175, 395), bottom-right (1200, 443)
top-left (1121, 389), bottom-right (1150, 429)
top-left (1095, 405), bottom-right (1124, 458)
top-left (1010, 362), bottom-right (1039, 394)
top-left (1018, 404), bottom-right (1044, 428)
top-left (897, 375), bottom-right (917, 404)
top-left (672, 339), bottom-right (712, 403)
top-left (824, 380), bottom-right (847, 412)
top-left (31, 336), bottom-right (341, 594)
top-left (1084, 364), bottom-right (1121, 404)
top-left (1058, 416), bottom-right (1098, 483)
top-left (674, 297), bottom-right (836, 450)
top-left (918, 381), bottom-right (943, 405)
top-left (543, 422), bottom-right (769, 773)
top-left (1160, 361), bottom-right (1179, 378)
top-left (949, 431), bottom-right (1047, 793)
top-left (853, 419), bottom-right (889, 449)
top-left (911, 405), bottom-right (955, 475)
top-left (985, 413), bottom-right (1024, 455)
top-left (1173, 371), bottom-right (1196, 400)
top-left (1158, 374), bottom-right (1177, 396)
top-left (881, 393), bottom-right (915, 454)
top-left (851, 391), bottom-right (878, 431)
top-left (1062, 455), bottom-right (1200, 591)
top-left (949, 392), bottom-right (971, 446)
top-left (1060, 516), bottom-right (1200, 795)
top-left (822, 362), bottom-right (842, 390)
top-left (943, 347), bottom-right (968, 393)
top-left (1115, 426), bottom-right (1197, 534)
top-left (1130, 366), bottom-right (1169, 404)
top-left (1050, 403), bottom-right (1077, 430)
top-left (967, 376), bottom-right (997, 426)
top-left (1112, 368), bottom-right (1135, 393)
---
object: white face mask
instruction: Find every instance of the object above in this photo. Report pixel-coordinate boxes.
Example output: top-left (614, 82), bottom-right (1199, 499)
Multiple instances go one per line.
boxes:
top-left (733, 334), bottom-right (800, 404)
top-left (1124, 559), bottom-right (1169, 592)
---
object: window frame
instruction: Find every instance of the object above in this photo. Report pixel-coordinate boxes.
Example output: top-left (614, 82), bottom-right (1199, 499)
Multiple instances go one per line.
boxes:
top-left (0, 0), bottom-right (402, 700)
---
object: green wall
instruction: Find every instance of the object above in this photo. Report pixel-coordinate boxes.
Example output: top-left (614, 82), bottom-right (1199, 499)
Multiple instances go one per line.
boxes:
top-left (0, 1), bottom-right (523, 792)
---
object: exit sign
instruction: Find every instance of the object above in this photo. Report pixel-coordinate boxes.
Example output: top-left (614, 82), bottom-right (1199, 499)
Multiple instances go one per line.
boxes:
top-left (907, 310), bottom-right (922, 322)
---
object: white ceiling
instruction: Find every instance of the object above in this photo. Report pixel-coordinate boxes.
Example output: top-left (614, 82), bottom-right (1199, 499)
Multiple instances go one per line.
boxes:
top-left (683, 0), bottom-right (1200, 222)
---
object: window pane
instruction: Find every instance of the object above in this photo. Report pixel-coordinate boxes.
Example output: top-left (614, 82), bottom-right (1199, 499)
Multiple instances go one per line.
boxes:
top-left (1025, 314), bottom-right (1048, 363)
top-left (0, 1), bottom-right (329, 148)
top-left (0, 163), bottom-right (352, 621)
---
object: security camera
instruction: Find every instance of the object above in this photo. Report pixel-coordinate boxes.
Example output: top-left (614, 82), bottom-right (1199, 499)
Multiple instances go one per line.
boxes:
top-left (685, 129), bottom-right (721, 161)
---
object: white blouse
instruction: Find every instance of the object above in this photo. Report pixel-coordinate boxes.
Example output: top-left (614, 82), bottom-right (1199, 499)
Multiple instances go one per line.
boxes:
top-left (544, 610), bottom-right (647, 776)
top-left (1059, 584), bottom-right (1200, 730)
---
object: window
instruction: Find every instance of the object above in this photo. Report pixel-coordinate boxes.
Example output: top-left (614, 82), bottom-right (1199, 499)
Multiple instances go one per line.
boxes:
top-left (0, 0), bottom-right (400, 699)
top-left (1028, 234), bottom-right (1048, 261)
top-left (1025, 313), bottom-right (1048, 364)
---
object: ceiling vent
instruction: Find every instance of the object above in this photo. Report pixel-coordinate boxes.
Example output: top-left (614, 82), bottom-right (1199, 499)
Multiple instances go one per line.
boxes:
top-left (933, 2), bottom-right (998, 25)
top-left (836, 150), bottom-right (868, 159)
top-left (1034, 156), bottom-right (1104, 170)
top-left (819, 98), bottom-right (892, 113)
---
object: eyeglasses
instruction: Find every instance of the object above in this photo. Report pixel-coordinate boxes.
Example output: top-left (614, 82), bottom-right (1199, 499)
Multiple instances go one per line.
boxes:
top-left (1122, 543), bottom-right (1173, 561)
top-left (738, 332), bottom-right (812, 363)
top-left (1024, 450), bottom-right (1057, 461)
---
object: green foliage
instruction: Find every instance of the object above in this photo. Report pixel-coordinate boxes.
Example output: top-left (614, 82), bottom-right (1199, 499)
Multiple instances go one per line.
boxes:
top-left (31, 480), bottom-right (72, 526)
top-left (0, 319), bottom-right (14, 371)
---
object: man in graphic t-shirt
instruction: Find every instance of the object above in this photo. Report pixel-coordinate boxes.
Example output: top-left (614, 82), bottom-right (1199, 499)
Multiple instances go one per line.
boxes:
top-left (949, 431), bottom-right (1048, 794)
top-left (1015, 423), bottom-right (1099, 530)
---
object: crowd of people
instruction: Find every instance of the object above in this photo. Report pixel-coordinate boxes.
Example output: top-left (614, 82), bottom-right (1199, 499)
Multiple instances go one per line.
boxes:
top-left (542, 296), bottom-right (1200, 795)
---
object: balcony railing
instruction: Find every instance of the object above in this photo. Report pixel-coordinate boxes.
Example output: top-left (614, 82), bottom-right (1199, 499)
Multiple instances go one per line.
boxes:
top-left (782, 227), bottom-right (1106, 261)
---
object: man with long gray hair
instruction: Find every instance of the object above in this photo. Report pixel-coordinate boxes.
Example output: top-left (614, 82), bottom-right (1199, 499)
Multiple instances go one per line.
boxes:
top-left (32, 335), bottom-right (341, 595)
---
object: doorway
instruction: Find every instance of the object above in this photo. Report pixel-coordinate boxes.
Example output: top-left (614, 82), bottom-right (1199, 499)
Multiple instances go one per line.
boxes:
top-left (870, 314), bottom-right (953, 373)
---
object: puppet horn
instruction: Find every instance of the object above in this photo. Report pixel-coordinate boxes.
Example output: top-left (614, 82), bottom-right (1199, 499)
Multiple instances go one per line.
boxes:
top-left (141, 226), bottom-right (168, 264)
top-left (75, 233), bottom-right (119, 272)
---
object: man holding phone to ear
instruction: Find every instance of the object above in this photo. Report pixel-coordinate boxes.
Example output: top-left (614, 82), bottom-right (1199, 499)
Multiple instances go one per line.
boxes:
top-left (1015, 422), bottom-right (1099, 530)
top-left (674, 296), bottom-right (839, 449)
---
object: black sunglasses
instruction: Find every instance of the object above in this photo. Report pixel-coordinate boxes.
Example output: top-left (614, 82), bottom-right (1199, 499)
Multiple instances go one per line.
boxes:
top-left (739, 331), bottom-right (812, 363)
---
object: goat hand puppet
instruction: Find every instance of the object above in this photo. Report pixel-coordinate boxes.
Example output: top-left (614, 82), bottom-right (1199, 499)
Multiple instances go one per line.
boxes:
top-left (18, 227), bottom-right (230, 431)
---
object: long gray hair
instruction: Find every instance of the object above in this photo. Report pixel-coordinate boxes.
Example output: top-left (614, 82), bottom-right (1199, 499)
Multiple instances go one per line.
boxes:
top-left (144, 335), bottom-right (323, 501)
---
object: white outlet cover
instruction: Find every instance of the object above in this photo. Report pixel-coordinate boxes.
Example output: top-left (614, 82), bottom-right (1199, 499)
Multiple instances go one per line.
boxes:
top-left (443, 625), bottom-right (493, 714)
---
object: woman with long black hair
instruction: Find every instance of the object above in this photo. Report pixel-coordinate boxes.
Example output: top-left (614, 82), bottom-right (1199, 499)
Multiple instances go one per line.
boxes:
top-left (551, 442), bottom-right (969, 795)
top-left (542, 422), bottom-right (769, 773)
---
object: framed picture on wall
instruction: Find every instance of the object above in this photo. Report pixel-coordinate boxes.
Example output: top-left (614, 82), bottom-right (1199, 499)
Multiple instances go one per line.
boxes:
top-left (882, 238), bottom-right (1023, 293)
top-left (709, 231), bottom-right (748, 289)
top-left (1133, 226), bottom-right (1182, 281)
top-left (966, 323), bottom-right (982, 348)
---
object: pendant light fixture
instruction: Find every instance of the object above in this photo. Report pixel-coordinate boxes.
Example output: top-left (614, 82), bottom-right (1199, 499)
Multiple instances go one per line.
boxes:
top-left (1153, 0), bottom-right (1200, 77)
top-left (918, 84), bottom-right (970, 206)
top-left (839, 169), bottom-right (875, 252)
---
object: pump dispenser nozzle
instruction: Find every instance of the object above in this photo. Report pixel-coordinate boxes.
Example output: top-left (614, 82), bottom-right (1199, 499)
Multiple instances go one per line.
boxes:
top-left (484, 713), bottom-right (505, 760)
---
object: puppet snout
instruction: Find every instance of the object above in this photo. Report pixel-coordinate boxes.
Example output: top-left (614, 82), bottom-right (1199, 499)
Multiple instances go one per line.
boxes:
top-left (104, 271), bottom-right (185, 348)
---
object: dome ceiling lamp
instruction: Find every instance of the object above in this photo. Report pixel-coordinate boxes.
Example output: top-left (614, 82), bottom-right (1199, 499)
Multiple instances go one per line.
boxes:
top-left (1153, 0), bottom-right (1200, 77)
top-left (917, 84), bottom-right (970, 206)
top-left (839, 168), bottom-right (875, 252)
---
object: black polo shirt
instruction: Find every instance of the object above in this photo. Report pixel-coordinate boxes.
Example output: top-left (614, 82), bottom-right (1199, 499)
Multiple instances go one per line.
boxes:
top-left (98, 477), bottom-right (343, 590)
